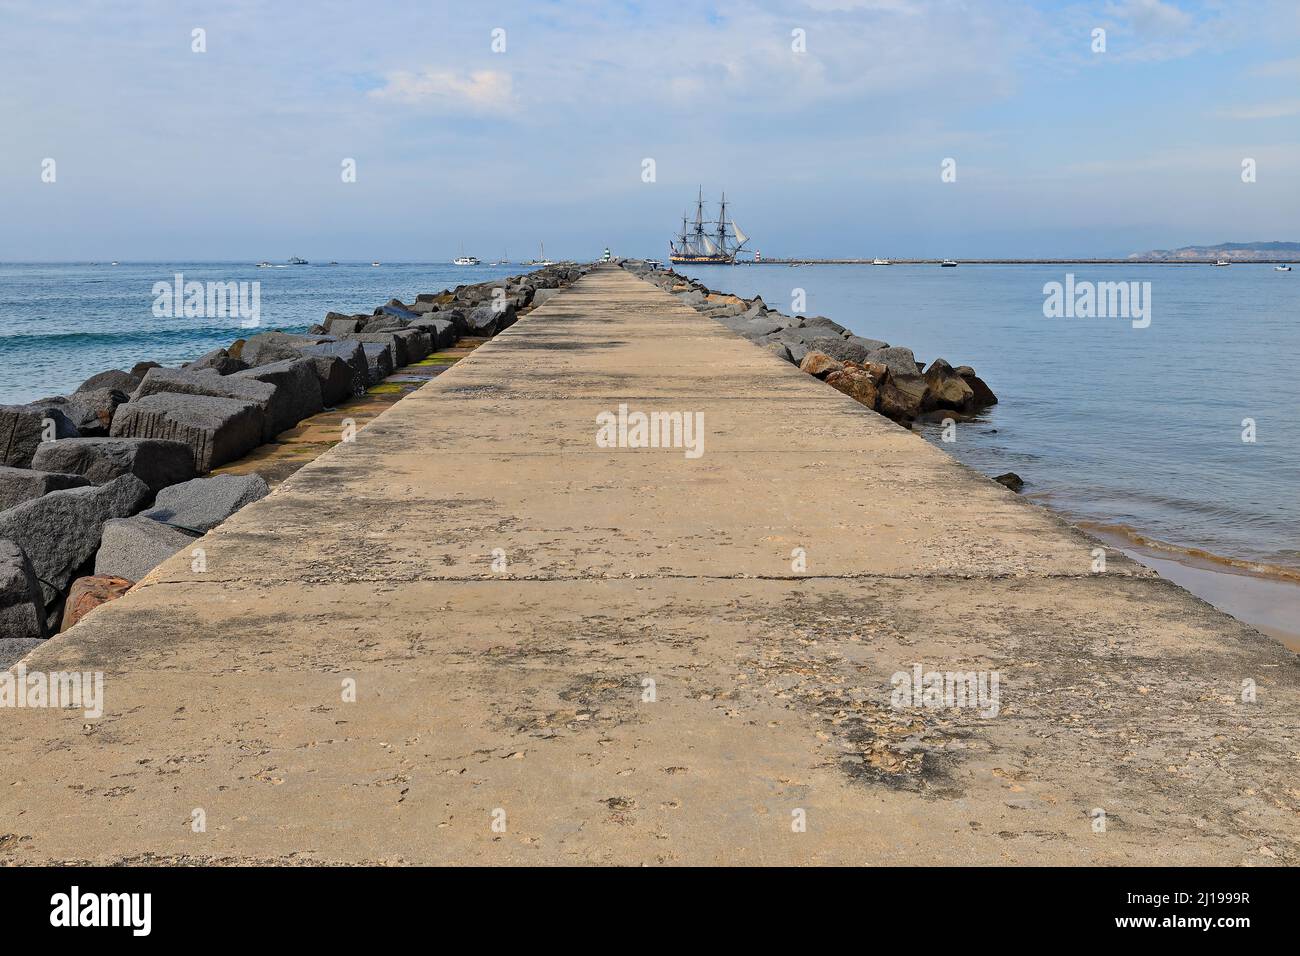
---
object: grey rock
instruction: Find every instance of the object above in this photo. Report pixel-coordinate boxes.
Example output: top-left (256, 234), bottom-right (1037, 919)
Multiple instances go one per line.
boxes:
top-left (343, 332), bottom-right (411, 368)
top-left (809, 336), bottom-right (873, 364)
top-left (325, 316), bottom-right (364, 335)
top-left (95, 516), bottom-right (197, 582)
top-left (994, 472), bottom-right (1024, 493)
top-left (462, 307), bottom-right (500, 337)
top-left (135, 366), bottom-right (279, 440)
top-left (30, 437), bottom-right (195, 493)
top-left (233, 359), bottom-right (323, 437)
top-left (110, 394), bottom-right (264, 473)
top-left (76, 369), bottom-right (141, 394)
top-left (143, 473), bottom-right (269, 534)
top-left (301, 341), bottom-right (369, 399)
top-left (764, 342), bottom-right (795, 364)
top-left (865, 346), bottom-right (921, 378)
top-left (800, 316), bottom-right (848, 337)
top-left (237, 338), bottom-right (303, 368)
top-left (28, 389), bottom-right (128, 437)
top-left (410, 318), bottom-right (457, 350)
top-left (0, 474), bottom-right (151, 605)
top-left (0, 637), bottom-right (44, 667)
top-left (0, 538), bottom-right (47, 640)
top-left (0, 465), bottom-right (90, 512)
top-left (184, 347), bottom-right (248, 375)
top-left (741, 318), bottom-right (784, 338)
top-left (0, 405), bottom-right (79, 467)
top-left (129, 361), bottom-right (162, 380)
top-left (358, 343), bottom-right (394, 386)
top-left (134, 366), bottom-right (275, 408)
top-left (852, 335), bottom-right (890, 351)
top-left (364, 315), bottom-right (410, 333)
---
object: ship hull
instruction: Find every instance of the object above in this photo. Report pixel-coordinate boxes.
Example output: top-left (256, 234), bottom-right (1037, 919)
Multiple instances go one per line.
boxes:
top-left (669, 253), bottom-right (735, 265)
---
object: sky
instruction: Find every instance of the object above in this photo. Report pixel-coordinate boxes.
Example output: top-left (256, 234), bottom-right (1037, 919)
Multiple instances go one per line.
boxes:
top-left (1, 0), bottom-right (1298, 260)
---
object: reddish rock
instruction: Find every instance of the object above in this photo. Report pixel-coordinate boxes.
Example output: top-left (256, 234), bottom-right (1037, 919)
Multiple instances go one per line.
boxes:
top-left (60, 575), bottom-right (134, 631)
top-left (825, 367), bottom-right (881, 410)
top-left (800, 351), bottom-right (844, 380)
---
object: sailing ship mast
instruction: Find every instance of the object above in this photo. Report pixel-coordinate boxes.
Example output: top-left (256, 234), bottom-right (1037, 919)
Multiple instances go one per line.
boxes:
top-left (669, 187), bottom-right (750, 264)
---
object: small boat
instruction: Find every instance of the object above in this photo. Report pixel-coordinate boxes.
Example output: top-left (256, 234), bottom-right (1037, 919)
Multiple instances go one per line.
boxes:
top-left (872, 258), bottom-right (890, 265)
top-left (453, 256), bottom-right (480, 266)
top-left (524, 242), bottom-right (554, 266)
top-left (256, 261), bottom-right (272, 268)
top-left (288, 256), bottom-right (308, 265)
top-left (110, 261), bottom-right (120, 266)
top-left (1275, 265), bottom-right (1292, 271)
top-left (371, 261), bottom-right (381, 267)
top-left (941, 259), bottom-right (958, 267)
top-left (1215, 259), bottom-right (1230, 266)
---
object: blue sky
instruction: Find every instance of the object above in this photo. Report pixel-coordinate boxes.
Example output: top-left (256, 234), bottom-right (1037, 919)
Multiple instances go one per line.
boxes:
top-left (1, 0), bottom-right (1297, 260)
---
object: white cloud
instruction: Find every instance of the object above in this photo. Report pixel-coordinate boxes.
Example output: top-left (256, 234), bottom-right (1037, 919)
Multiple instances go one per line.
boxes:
top-left (369, 70), bottom-right (515, 113)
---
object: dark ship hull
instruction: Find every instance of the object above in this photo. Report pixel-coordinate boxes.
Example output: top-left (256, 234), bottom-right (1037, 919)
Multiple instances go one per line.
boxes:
top-left (668, 251), bottom-right (735, 265)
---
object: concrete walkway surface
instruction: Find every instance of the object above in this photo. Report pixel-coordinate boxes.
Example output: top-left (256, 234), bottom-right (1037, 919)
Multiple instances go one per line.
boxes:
top-left (2, 267), bottom-right (1297, 865)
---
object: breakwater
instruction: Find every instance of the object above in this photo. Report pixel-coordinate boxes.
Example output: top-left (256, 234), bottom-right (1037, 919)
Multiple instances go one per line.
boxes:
top-left (2, 264), bottom-right (1297, 865)
top-left (626, 260), bottom-right (999, 429)
top-left (0, 264), bottom-right (589, 660)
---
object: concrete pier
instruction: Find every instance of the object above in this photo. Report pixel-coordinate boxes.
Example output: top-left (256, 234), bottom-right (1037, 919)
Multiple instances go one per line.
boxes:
top-left (3, 267), bottom-right (1297, 865)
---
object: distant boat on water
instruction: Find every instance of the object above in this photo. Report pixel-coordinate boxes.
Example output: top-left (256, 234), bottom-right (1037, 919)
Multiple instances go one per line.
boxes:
top-left (524, 242), bottom-right (553, 266)
top-left (1277, 265), bottom-right (1292, 271)
top-left (288, 256), bottom-right (308, 265)
top-left (110, 261), bottom-right (119, 266)
top-left (453, 255), bottom-right (480, 266)
top-left (371, 261), bottom-right (381, 267)
top-left (256, 261), bottom-right (272, 268)
top-left (941, 259), bottom-right (958, 267)
top-left (1215, 259), bottom-right (1230, 266)
top-left (669, 187), bottom-right (750, 264)
top-left (873, 258), bottom-right (890, 265)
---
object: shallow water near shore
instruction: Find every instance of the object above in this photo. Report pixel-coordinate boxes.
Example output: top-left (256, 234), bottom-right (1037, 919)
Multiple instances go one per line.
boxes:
top-left (684, 262), bottom-right (1300, 642)
top-left (0, 261), bottom-right (519, 404)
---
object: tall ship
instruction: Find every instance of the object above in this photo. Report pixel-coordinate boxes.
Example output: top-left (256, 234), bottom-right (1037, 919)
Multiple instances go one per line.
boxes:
top-left (669, 188), bottom-right (750, 264)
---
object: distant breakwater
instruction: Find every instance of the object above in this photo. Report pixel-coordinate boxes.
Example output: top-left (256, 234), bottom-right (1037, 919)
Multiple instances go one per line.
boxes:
top-left (0, 263), bottom-right (590, 661)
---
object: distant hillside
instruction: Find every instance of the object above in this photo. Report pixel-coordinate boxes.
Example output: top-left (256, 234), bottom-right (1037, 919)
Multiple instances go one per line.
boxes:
top-left (1130, 241), bottom-right (1300, 261)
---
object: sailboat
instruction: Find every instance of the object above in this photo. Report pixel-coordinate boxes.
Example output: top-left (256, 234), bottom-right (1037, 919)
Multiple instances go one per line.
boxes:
top-left (524, 242), bottom-right (553, 266)
top-left (453, 243), bottom-right (480, 266)
top-left (669, 188), bottom-right (750, 264)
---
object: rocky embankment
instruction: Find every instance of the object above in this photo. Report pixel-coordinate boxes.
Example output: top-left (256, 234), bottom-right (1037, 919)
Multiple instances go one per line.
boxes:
top-left (622, 260), bottom-right (997, 426)
top-left (0, 264), bottom-right (588, 662)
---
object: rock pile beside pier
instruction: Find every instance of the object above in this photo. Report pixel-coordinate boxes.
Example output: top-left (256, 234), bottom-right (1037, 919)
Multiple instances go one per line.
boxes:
top-left (0, 263), bottom-right (587, 660)
top-left (621, 260), bottom-right (996, 426)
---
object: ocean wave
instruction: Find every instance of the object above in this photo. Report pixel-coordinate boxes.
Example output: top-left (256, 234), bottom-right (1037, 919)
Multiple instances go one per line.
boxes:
top-left (0, 325), bottom-right (305, 346)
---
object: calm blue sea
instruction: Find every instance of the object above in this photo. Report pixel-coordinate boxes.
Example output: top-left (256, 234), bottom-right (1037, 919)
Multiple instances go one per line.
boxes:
top-left (683, 262), bottom-right (1300, 573)
top-left (2, 260), bottom-right (1297, 573)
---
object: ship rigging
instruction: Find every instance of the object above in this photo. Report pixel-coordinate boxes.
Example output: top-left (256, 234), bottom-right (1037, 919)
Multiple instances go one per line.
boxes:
top-left (669, 188), bottom-right (751, 264)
